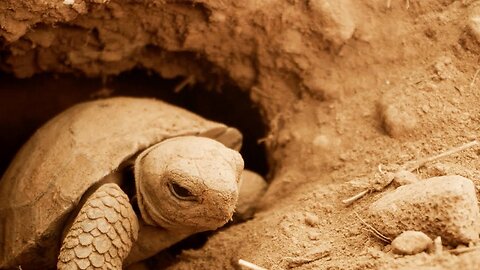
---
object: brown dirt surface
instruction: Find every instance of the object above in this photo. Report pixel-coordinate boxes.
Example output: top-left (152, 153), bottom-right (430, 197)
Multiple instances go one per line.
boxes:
top-left (1, 0), bottom-right (480, 269)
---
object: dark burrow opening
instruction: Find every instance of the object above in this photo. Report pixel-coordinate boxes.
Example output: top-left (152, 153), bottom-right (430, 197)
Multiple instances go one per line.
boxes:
top-left (0, 70), bottom-right (269, 176)
top-left (0, 69), bottom-right (269, 267)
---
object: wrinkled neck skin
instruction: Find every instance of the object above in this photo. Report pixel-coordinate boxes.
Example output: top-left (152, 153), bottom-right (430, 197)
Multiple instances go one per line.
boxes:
top-left (125, 219), bottom-right (192, 266)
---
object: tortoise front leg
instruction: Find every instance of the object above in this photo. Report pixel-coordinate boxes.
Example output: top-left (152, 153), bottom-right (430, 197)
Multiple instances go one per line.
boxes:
top-left (57, 183), bottom-right (139, 269)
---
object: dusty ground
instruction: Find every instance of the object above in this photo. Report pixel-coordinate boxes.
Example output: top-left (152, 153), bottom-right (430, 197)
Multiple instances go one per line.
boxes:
top-left (1, 0), bottom-right (480, 269)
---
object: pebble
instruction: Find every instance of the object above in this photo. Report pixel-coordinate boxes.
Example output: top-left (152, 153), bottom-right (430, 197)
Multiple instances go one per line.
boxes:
top-left (468, 6), bottom-right (480, 44)
top-left (368, 175), bottom-right (480, 245)
top-left (308, 232), bottom-right (321, 240)
top-left (304, 212), bottom-right (320, 227)
top-left (379, 100), bottom-right (418, 138)
top-left (392, 170), bottom-right (419, 187)
top-left (462, 5), bottom-right (480, 53)
top-left (432, 236), bottom-right (443, 255)
top-left (308, 0), bottom-right (356, 46)
top-left (391, 231), bottom-right (432, 255)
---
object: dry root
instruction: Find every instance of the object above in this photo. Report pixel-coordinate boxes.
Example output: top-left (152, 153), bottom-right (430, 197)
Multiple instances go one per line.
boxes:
top-left (342, 140), bottom-right (479, 205)
top-left (354, 211), bottom-right (391, 243)
top-left (448, 245), bottom-right (480, 255)
top-left (238, 259), bottom-right (268, 270)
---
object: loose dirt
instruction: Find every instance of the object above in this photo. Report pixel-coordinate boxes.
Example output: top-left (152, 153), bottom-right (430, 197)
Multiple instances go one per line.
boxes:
top-left (1, 0), bottom-right (480, 269)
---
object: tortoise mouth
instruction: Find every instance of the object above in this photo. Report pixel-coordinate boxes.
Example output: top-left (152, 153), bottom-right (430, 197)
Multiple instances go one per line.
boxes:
top-left (136, 180), bottom-right (236, 231)
top-left (143, 202), bottom-right (177, 228)
top-left (135, 179), bottom-right (181, 229)
top-left (137, 188), bottom-right (235, 230)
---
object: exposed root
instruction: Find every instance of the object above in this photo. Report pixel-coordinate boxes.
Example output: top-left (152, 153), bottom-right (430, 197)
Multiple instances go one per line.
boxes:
top-left (174, 75), bottom-right (196, 93)
top-left (238, 259), bottom-right (268, 270)
top-left (280, 246), bottom-right (330, 268)
top-left (342, 140), bottom-right (479, 205)
top-left (448, 245), bottom-right (480, 255)
top-left (354, 211), bottom-right (391, 243)
top-left (386, 0), bottom-right (410, 9)
top-left (401, 140), bottom-right (479, 171)
top-left (342, 189), bottom-right (369, 205)
top-left (470, 69), bottom-right (480, 89)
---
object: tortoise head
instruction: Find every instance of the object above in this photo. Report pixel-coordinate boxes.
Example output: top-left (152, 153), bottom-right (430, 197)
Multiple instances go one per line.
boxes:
top-left (134, 136), bottom-right (244, 232)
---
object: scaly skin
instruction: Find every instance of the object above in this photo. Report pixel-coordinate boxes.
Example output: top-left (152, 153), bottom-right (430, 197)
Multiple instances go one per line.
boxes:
top-left (57, 183), bottom-right (139, 269)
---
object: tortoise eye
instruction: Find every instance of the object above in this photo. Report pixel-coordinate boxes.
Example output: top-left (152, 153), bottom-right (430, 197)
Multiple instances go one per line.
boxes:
top-left (168, 182), bottom-right (197, 201)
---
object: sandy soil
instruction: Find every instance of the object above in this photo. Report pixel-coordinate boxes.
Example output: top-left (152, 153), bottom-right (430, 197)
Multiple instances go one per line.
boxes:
top-left (1, 0), bottom-right (480, 269)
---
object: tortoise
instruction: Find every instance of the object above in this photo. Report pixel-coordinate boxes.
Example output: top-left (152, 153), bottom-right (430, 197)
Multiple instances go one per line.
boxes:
top-left (0, 97), bottom-right (263, 269)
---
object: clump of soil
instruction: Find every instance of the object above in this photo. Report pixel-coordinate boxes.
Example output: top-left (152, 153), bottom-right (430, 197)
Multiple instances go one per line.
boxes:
top-left (1, 0), bottom-right (480, 269)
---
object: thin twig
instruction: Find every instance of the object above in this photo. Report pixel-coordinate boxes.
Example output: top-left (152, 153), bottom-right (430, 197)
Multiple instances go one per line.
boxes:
top-left (282, 247), bottom-right (330, 268)
top-left (448, 245), bottom-right (480, 255)
top-left (343, 140), bottom-right (479, 205)
top-left (377, 164), bottom-right (385, 174)
top-left (174, 75), bottom-right (195, 93)
top-left (354, 211), bottom-right (391, 243)
top-left (360, 227), bottom-right (391, 242)
top-left (238, 259), bottom-right (268, 270)
top-left (470, 69), bottom-right (480, 88)
top-left (342, 190), bottom-right (369, 205)
top-left (402, 140), bottom-right (478, 171)
top-left (386, 0), bottom-right (410, 9)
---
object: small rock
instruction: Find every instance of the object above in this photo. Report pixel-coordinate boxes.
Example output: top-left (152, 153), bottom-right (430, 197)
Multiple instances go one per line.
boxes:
top-left (304, 212), bottom-right (320, 227)
top-left (391, 231), bottom-right (433, 255)
top-left (467, 6), bottom-right (480, 44)
top-left (468, 17), bottom-right (480, 42)
top-left (461, 5), bottom-right (480, 53)
top-left (308, 232), bottom-right (321, 240)
top-left (432, 56), bottom-right (456, 81)
top-left (234, 171), bottom-right (267, 221)
top-left (308, 0), bottom-right (356, 46)
top-left (392, 170), bottom-right (419, 187)
top-left (313, 135), bottom-right (331, 149)
top-left (430, 236), bottom-right (443, 255)
top-left (379, 99), bottom-right (418, 138)
top-left (368, 175), bottom-right (480, 245)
